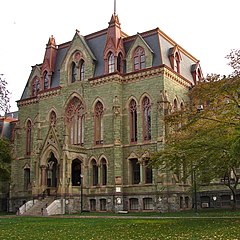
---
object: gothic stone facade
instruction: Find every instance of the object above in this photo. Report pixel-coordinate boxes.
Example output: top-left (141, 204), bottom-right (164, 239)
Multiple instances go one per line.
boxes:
top-left (10, 14), bottom-right (203, 213)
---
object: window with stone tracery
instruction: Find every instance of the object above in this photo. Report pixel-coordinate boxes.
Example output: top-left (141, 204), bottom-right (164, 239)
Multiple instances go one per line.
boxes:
top-left (66, 97), bottom-right (85, 145)
top-left (94, 101), bottom-right (104, 145)
top-left (129, 99), bottom-right (137, 142)
top-left (133, 47), bottom-right (145, 70)
top-left (26, 120), bottom-right (32, 156)
top-left (142, 96), bottom-right (151, 141)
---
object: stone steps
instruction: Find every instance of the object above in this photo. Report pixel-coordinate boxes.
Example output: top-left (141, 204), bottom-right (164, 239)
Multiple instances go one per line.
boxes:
top-left (21, 197), bottom-right (55, 216)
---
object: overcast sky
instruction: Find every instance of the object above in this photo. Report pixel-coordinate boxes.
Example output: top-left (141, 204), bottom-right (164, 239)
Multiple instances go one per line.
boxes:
top-left (0, 0), bottom-right (239, 112)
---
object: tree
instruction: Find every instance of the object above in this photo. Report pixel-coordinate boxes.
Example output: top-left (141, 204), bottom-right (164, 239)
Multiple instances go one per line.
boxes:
top-left (0, 139), bottom-right (12, 180)
top-left (0, 74), bottom-right (10, 114)
top-left (151, 52), bottom-right (240, 210)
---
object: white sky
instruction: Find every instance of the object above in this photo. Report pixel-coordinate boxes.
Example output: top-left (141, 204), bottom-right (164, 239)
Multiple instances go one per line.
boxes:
top-left (0, 0), bottom-right (239, 112)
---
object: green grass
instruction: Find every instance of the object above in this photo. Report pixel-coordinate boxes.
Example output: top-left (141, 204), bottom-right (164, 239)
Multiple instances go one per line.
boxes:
top-left (0, 212), bottom-right (240, 240)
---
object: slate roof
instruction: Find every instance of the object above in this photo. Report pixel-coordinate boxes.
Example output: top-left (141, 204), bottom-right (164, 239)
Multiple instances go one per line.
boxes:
top-left (20, 17), bottom-right (200, 101)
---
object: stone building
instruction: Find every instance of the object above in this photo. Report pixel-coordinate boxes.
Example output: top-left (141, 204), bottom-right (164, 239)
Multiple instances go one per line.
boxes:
top-left (10, 12), bottom-right (203, 213)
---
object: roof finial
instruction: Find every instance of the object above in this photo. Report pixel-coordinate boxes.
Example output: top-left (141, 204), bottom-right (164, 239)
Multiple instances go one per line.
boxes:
top-left (114, 0), bottom-right (116, 15)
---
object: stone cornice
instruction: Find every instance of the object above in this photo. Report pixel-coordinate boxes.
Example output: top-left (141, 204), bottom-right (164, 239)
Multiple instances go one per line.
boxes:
top-left (17, 87), bottom-right (61, 107)
top-left (89, 65), bottom-right (191, 88)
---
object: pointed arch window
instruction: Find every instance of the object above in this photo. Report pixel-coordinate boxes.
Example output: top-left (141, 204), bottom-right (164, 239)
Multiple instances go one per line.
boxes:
top-left (66, 97), bottom-right (85, 145)
top-left (26, 120), bottom-right (32, 156)
top-left (80, 60), bottom-right (85, 81)
top-left (49, 111), bottom-right (57, 126)
top-left (94, 101), bottom-right (104, 145)
top-left (101, 158), bottom-right (107, 186)
top-left (174, 52), bottom-right (180, 73)
top-left (32, 77), bottom-right (40, 96)
top-left (129, 99), bottom-right (137, 143)
top-left (43, 71), bottom-right (49, 90)
top-left (142, 96), bottom-right (151, 141)
top-left (117, 52), bottom-right (123, 73)
top-left (108, 52), bottom-right (115, 73)
top-left (71, 62), bottom-right (77, 83)
top-left (134, 47), bottom-right (145, 70)
top-left (130, 159), bottom-right (140, 184)
top-left (24, 168), bottom-right (30, 190)
top-left (92, 159), bottom-right (98, 186)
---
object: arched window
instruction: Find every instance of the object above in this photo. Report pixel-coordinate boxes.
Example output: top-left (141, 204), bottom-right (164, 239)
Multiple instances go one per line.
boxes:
top-left (26, 120), bottom-right (32, 156)
top-left (134, 47), bottom-right (145, 70)
top-left (108, 52), bottom-right (114, 73)
top-left (142, 96), bottom-right (151, 141)
top-left (129, 99), bottom-right (137, 143)
top-left (71, 159), bottom-right (82, 186)
top-left (80, 60), bottom-right (85, 81)
top-left (71, 62), bottom-right (77, 83)
top-left (94, 101), bottom-right (103, 145)
top-left (32, 78), bottom-right (40, 96)
top-left (174, 52), bottom-right (180, 73)
top-left (66, 97), bottom-right (85, 145)
top-left (43, 71), bottom-right (49, 90)
top-left (117, 52), bottom-right (123, 73)
top-left (173, 99), bottom-right (178, 111)
top-left (49, 111), bottom-right (57, 126)
top-left (24, 168), bottom-right (30, 190)
top-left (92, 159), bottom-right (98, 186)
top-left (101, 158), bottom-right (107, 186)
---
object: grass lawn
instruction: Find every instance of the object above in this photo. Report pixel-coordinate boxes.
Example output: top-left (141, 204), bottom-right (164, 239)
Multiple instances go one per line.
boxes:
top-left (1, 211), bottom-right (240, 240)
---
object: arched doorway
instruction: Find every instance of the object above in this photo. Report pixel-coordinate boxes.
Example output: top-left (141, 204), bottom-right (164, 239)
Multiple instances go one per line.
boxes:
top-left (47, 152), bottom-right (58, 188)
top-left (72, 159), bottom-right (82, 186)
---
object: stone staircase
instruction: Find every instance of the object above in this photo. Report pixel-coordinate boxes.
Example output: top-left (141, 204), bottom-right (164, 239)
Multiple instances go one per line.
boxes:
top-left (20, 197), bottom-right (55, 216)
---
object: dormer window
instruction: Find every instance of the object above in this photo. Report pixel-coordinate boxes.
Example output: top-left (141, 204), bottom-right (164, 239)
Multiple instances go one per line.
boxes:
top-left (80, 60), bottom-right (85, 81)
top-left (43, 71), bottom-right (49, 90)
top-left (108, 52), bottom-right (115, 73)
top-left (174, 52), bottom-right (180, 73)
top-left (71, 62), bottom-right (77, 83)
top-left (117, 52), bottom-right (123, 73)
top-left (134, 47), bottom-right (145, 71)
top-left (169, 46), bottom-right (182, 74)
top-left (32, 77), bottom-right (40, 96)
top-left (191, 62), bottom-right (203, 85)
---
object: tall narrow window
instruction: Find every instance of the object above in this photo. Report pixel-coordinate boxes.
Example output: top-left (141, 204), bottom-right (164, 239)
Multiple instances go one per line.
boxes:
top-left (174, 52), bottom-right (180, 73)
top-left (129, 99), bottom-right (137, 142)
top-left (131, 159), bottom-right (140, 184)
top-left (117, 53), bottom-right (123, 73)
top-left (108, 52), bottom-right (114, 73)
top-left (66, 97), bottom-right (85, 145)
top-left (43, 71), bottom-right (49, 90)
top-left (145, 160), bottom-right (153, 184)
top-left (71, 62), bottom-right (77, 83)
top-left (142, 96), bottom-right (151, 141)
top-left (24, 168), bottom-right (30, 190)
top-left (80, 60), bottom-right (85, 81)
top-left (94, 101), bottom-right (103, 145)
top-left (26, 120), bottom-right (32, 156)
top-left (134, 47), bottom-right (145, 70)
top-left (92, 159), bottom-right (98, 186)
top-left (101, 158), bottom-right (107, 186)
